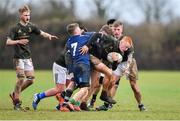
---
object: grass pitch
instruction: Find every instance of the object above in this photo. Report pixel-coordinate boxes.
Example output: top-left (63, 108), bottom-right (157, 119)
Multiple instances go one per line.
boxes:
top-left (0, 70), bottom-right (180, 120)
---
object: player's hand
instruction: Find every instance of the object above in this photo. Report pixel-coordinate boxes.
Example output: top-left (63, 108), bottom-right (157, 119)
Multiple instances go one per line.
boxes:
top-left (80, 45), bottom-right (89, 55)
top-left (124, 69), bottom-right (130, 75)
top-left (111, 52), bottom-right (119, 61)
top-left (18, 39), bottom-right (29, 45)
top-left (49, 35), bottom-right (59, 40)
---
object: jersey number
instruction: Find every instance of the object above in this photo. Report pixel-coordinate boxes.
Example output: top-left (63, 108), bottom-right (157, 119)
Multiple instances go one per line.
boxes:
top-left (71, 42), bottom-right (78, 56)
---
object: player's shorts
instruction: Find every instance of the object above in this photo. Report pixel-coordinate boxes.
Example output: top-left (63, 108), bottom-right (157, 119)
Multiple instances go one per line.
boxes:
top-left (113, 58), bottom-right (138, 80)
top-left (73, 63), bottom-right (90, 88)
top-left (13, 58), bottom-right (34, 71)
top-left (53, 62), bottom-right (68, 84)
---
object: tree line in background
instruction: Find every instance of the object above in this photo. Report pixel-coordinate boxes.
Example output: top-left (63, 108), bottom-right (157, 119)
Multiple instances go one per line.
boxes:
top-left (0, 0), bottom-right (180, 70)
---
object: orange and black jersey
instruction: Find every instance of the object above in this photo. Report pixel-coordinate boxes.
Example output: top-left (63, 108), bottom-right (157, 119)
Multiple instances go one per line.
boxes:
top-left (8, 22), bottom-right (41, 59)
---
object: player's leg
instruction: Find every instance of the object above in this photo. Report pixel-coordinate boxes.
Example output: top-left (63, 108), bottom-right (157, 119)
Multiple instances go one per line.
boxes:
top-left (128, 59), bottom-right (146, 111)
top-left (10, 59), bottom-right (26, 110)
top-left (32, 62), bottom-right (66, 110)
top-left (88, 72), bottom-right (104, 108)
top-left (96, 63), bottom-right (124, 111)
top-left (88, 81), bottom-right (101, 108)
top-left (21, 58), bottom-right (35, 92)
top-left (64, 63), bottom-right (90, 111)
top-left (93, 62), bottom-right (116, 104)
top-left (81, 70), bottom-right (100, 110)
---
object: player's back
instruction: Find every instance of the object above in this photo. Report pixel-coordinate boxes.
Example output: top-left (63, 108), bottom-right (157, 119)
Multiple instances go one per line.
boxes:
top-left (67, 35), bottom-right (90, 65)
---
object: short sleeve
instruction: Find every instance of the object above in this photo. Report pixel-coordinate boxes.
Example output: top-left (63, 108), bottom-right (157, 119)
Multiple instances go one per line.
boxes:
top-left (31, 23), bottom-right (41, 35)
top-left (7, 27), bottom-right (17, 40)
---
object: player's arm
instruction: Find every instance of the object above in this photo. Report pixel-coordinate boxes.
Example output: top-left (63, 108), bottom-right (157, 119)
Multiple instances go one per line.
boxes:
top-left (124, 49), bottom-right (134, 74)
top-left (80, 33), bottom-right (103, 55)
top-left (40, 30), bottom-right (59, 40)
top-left (6, 37), bottom-right (29, 45)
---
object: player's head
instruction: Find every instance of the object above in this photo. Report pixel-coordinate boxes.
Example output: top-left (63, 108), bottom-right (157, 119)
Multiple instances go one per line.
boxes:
top-left (99, 24), bottom-right (113, 36)
top-left (74, 20), bottom-right (88, 32)
top-left (112, 21), bottom-right (123, 39)
top-left (66, 23), bottom-right (82, 35)
top-left (19, 5), bottom-right (31, 23)
top-left (119, 36), bottom-right (133, 52)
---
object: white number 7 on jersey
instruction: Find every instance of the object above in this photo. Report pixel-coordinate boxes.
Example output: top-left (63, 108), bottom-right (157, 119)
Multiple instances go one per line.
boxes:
top-left (71, 42), bottom-right (78, 56)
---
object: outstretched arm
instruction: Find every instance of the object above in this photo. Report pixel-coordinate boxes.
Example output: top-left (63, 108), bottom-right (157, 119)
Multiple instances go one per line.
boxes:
top-left (40, 31), bottom-right (59, 40)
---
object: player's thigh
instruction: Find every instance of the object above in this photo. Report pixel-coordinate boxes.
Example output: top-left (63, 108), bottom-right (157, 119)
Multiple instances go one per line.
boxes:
top-left (24, 58), bottom-right (34, 71)
top-left (13, 59), bottom-right (25, 79)
top-left (90, 70), bottom-right (100, 88)
top-left (128, 58), bottom-right (138, 81)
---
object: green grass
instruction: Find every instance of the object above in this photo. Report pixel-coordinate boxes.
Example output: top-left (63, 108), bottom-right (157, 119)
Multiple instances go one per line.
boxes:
top-left (0, 70), bottom-right (180, 120)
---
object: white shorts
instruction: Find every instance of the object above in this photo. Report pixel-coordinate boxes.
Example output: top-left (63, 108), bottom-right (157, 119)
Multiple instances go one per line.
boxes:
top-left (113, 62), bottom-right (129, 79)
top-left (13, 58), bottom-right (34, 71)
top-left (53, 62), bottom-right (68, 84)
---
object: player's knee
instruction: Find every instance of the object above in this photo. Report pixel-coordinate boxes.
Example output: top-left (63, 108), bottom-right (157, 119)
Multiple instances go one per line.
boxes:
top-left (26, 76), bottom-right (35, 84)
top-left (17, 73), bottom-right (25, 80)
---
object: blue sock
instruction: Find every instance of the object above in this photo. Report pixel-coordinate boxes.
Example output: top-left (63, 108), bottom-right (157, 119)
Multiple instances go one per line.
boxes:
top-left (38, 92), bottom-right (46, 100)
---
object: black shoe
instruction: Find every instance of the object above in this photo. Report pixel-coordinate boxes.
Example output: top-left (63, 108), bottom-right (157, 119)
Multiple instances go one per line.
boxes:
top-left (14, 102), bottom-right (26, 111)
top-left (100, 91), bottom-right (116, 104)
top-left (138, 104), bottom-right (147, 111)
top-left (100, 96), bottom-right (116, 104)
top-left (108, 103), bottom-right (113, 109)
top-left (96, 105), bottom-right (108, 111)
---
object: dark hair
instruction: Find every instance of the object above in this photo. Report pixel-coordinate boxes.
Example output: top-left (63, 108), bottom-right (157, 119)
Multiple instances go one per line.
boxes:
top-left (107, 19), bottom-right (116, 25)
top-left (99, 25), bottom-right (113, 36)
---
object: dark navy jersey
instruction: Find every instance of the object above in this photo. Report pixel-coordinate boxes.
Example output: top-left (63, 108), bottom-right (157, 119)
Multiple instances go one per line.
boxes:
top-left (66, 35), bottom-right (90, 65)
top-left (8, 22), bottom-right (41, 59)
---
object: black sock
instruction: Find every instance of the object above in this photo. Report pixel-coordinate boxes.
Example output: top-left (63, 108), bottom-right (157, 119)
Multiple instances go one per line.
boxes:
top-left (92, 94), bottom-right (97, 101)
top-left (64, 89), bottom-right (73, 102)
top-left (99, 76), bottom-right (104, 84)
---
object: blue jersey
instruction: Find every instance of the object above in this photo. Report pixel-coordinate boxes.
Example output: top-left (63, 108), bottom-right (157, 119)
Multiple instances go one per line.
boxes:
top-left (66, 35), bottom-right (90, 65)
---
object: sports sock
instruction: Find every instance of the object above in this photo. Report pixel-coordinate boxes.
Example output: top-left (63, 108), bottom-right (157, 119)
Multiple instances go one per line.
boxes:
top-left (69, 98), bottom-right (80, 106)
top-left (92, 94), bottom-right (97, 100)
top-left (69, 98), bottom-right (76, 104)
top-left (38, 92), bottom-right (46, 100)
top-left (64, 89), bottom-right (73, 102)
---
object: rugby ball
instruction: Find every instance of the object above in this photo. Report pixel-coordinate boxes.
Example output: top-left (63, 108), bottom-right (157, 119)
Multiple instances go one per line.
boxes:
top-left (107, 52), bottom-right (122, 63)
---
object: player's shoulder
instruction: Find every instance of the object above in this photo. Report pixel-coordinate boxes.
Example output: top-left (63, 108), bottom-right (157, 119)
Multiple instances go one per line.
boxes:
top-left (27, 22), bottom-right (36, 27)
top-left (9, 23), bottom-right (21, 32)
